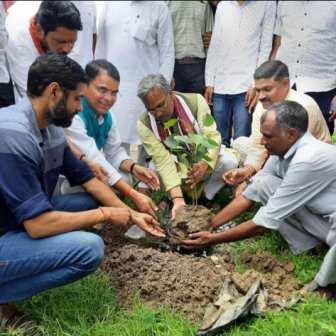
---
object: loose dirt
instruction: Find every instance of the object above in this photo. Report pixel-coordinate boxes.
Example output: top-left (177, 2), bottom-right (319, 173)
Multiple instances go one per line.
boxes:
top-left (101, 226), bottom-right (301, 322)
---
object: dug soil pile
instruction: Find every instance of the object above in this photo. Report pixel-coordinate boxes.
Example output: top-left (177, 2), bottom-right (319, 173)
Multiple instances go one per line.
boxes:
top-left (101, 226), bottom-right (301, 322)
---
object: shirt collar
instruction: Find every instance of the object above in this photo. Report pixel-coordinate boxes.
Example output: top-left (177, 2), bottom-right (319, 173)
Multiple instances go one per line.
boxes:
top-left (283, 132), bottom-right (313, 160)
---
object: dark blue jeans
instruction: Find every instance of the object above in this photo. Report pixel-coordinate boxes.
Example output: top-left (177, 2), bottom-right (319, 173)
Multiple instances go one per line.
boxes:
top-left (173, 59), bottom-right (205, 94)
top-left (0, 193), bottom-right (103, 304)
top-left (213, 92), bottom-right (252, 146)
top-left (305, 87), bottom-right (336, 135)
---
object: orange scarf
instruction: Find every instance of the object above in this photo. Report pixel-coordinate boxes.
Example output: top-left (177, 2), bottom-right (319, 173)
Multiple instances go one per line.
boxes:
top-left (29, 17), bottom-right (44, 55)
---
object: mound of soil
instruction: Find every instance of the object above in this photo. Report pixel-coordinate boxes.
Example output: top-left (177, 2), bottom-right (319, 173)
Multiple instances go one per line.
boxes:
top-left (170, 205), bottom-right (213, 241)
top-left (101, 226), bottom-right (301, 322)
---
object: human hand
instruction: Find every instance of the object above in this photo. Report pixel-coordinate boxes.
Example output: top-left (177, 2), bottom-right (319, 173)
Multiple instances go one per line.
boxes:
top-left (223, 166), bottom-right (255, 185)
top-left (130, 210), bottom-right (165, 237)
top-left (182, 231), bottom-right (215, 248)
top-left (204, 86), bottom-right (214, 105)
top-left (234, 182), bottom-right (247, 197)
top-left (245, 87), bottom-right (258, 113)
top-left (328, 96), bottom-right (336, 122)
top-left (187, 161), bottom-right (209, 188)
top-left (132, 165), bottom-right (160, 191)
top-left (171, 197), bottom-right (186, 220)
top-left (84, 159), bottom-right (109, 184)
top-left (202, 31), bottom-right (212, 49)
top-left (101, 207), bottom-right (132, 228)
top-left (130, 189), bottom-right (158, 218)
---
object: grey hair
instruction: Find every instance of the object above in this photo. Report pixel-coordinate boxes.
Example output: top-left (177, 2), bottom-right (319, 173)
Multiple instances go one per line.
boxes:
top-left (254, 60), bottom-right (289, 82)
top-left (137, 74), bottom-right (171, 101)
top-left (261, 101), bottom-right (308, 134)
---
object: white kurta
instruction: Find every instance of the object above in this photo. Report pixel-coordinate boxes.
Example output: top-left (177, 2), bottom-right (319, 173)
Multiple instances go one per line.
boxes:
top-left (95, 1), bottom-right (174, 144)
top-left (68, 1), bottom-right (97, 69)
top-left (5, 1), bottom-right (97, 100)
top-left (65, 114), bottom-right (129, 187)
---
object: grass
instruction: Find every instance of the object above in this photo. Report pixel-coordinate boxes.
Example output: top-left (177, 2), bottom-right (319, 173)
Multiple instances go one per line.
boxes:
top-left (2, 186), bottom-right (335, 336)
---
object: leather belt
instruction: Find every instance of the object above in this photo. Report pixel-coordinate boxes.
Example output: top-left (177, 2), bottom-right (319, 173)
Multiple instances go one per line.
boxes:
top-left (175, 57), bottom-right (205, 64)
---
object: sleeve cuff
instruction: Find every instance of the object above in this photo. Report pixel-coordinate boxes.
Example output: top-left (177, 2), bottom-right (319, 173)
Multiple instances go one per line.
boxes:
top-left (253, 206), bottom-right (283, 230)
top-left (15, 192), bottom-right (53, 224)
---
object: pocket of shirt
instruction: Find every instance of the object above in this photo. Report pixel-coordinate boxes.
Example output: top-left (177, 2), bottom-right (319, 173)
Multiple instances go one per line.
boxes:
top-left (131, 20), bottom-right (155, 45)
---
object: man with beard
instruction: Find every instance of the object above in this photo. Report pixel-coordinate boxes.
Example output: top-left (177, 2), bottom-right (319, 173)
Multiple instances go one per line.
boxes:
top-left (0, 53), bottom-right (164, 326)
top-left (6, 1), bottom-right (82, 100)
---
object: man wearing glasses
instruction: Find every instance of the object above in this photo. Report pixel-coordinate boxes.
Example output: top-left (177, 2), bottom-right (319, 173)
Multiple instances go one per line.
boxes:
top-left (137, 74), bottom-right (239, 219)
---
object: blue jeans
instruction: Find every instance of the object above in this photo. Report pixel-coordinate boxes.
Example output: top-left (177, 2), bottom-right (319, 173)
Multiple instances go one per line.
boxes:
top-left (0, 193), bottom-right (104, 304)
top-left (213, 92), bottom-right (252, 147)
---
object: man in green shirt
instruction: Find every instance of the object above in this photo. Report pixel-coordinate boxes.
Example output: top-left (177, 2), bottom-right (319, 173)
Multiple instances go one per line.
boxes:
top-left (137, 74), bottom-right (238, 218)
top-left (167, 0), bottom-right (213, 94)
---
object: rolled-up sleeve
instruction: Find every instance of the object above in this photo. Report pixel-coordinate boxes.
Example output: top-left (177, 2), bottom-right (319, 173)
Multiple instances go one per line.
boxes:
top-left (0, 133), bottom-right (53, 225)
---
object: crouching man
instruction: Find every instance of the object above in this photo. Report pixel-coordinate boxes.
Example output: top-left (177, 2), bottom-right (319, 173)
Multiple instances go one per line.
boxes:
top-left (137, 74), bottom-right (239, 219)
top-left (0, 53), bottom-right (163, 323)
top-left (183, 101), bottom-right (336, 295)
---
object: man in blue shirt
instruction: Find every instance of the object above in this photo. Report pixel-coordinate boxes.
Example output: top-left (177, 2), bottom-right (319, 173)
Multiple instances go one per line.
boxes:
top-left (0, 53), bottom-right (163, 324)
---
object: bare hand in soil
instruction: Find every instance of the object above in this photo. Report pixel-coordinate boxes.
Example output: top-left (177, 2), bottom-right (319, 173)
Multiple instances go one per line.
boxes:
top-left (130, 211), bottom-right (165, 237)
top-left (182, 231), bottom-right (215, 249)
top-left (132, 165), bottom-right (160, 191)
top-left (130, 190), bottom-right (158, 219)
top-left (171, 198), bottom-right (186, 220)
top-left (186, 161), bottom-right (208, 188)
top-left (104, 207), bottom-right (132, 227)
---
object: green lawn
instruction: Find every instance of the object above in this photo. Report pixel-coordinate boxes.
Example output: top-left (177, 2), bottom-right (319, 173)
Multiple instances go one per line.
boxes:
top-left (2, 187), bottom-right (336, 335)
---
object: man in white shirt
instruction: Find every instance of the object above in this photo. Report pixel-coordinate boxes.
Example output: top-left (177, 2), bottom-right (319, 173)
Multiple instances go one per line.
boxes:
top-left (0, 1), bottom-right (14, 107)
top-left (270, 1), bottom-right (336, 134)
top-left (68, 1), bottom-right (97, 68)
top-left (204, 0), bottom-right (276, 147)
top-left (95, 1), bottom-right (174, 158)
top-left (5, 1), bottom-right (82, 100)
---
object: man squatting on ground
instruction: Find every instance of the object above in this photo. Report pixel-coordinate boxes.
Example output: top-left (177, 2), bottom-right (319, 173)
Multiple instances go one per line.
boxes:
top-left (136, 74), bottom-right (238, 219)
top-left (0, 53), bottom-right (164, 318)
top-left (183, 101), bottom-right (336, 293)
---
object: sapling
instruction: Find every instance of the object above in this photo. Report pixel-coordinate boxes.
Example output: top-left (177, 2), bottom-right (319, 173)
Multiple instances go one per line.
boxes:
top-left (163, 114), bottom-right (219, 206)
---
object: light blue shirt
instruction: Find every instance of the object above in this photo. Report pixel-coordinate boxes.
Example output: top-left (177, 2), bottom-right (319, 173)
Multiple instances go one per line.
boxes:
top-left (250, 132), bottom-right (336, 231)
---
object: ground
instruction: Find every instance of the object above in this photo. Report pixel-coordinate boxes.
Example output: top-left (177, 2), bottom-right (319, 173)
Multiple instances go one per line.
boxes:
top-left (2, 187), bottom-right (336, 336)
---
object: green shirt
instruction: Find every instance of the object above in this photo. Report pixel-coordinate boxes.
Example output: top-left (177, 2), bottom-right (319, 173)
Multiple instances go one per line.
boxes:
top-left (167, 0), bottom-right (214, 59)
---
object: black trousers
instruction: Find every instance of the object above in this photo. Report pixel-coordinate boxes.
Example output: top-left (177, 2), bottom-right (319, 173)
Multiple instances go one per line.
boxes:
top-left (173, 59), bottom-right (205, 94)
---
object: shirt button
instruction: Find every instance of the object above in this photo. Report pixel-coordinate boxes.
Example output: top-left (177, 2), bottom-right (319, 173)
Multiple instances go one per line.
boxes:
top-left (301, 28), bottom-right (304, 31)
top-left (304, 12), bottom-right (307, 16)
top-left (298, 43), bottom-right (301, 47)
top-left (297, 60), bottom-right (300, 63)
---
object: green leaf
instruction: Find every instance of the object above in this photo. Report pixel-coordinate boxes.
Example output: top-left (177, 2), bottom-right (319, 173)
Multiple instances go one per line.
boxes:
top-left (188, 133), bottom-right (204, 145)
top-left (203, 114), bottom-right (215, 127)
top-left (203, 155), bottom-right (212, 161)
top-left (207, 138), bottom-right (219, 147)
top-left (174, 135), bottom-right (192, 144)
top-left (163, 118), bottom-right (178, 129)
top-left (179, 153), bottom-right (190, 167)
top-left (164, 136), bottom-right (183, 150)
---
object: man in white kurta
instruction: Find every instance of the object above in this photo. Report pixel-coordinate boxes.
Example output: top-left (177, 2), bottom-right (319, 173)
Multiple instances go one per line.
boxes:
top-left (5, 1), bottom-right (96, 99)
top-left (95, 1), bottom-right (174, 149)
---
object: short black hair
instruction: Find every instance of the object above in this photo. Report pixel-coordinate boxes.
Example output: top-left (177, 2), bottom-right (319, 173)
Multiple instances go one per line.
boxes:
top-left (35, 1), bottom-right (82, 35)
top-left (85, 59), bottom-right (120, 83)
top-left (27, 52), bottom-right (87, 97)
top-left (262, 101), bottom-right (309, 134)
top-left (254, 60), bottom-right (289, 82)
